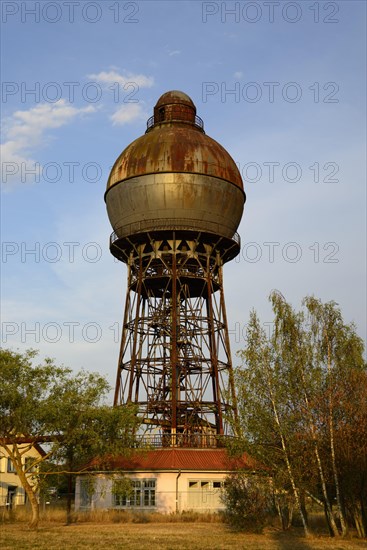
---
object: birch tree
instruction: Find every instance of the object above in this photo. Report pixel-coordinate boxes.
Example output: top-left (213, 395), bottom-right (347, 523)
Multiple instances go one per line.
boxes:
top-left (270, 291), bottom-right (340, 536)
top-left (237, 310), bottom-right (310, 535)
top-left (303, 297), bottom-right (348, 534)
top-left (235, 292), bottom-right (366, 537)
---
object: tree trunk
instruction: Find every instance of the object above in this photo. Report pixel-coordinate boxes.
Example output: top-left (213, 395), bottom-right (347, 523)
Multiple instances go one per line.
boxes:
top-left (313, 441), bottom-right (340, 537)
top-left (359, 493), bottom-right (367, 538)
top-left (274, 494), bottom-right (284, 529)
top-left (300, 491), bottom-right (308, 528)
top-left (298, 365), bottom-right (340, 537)
top-left (265, 369), bottom-right (310, 536)
top-left (353, 507), bottom-right (366, 539)
top-left (15, 464), bottom-right (40, 528)
top-left (324, 500), bottom-right (335, 537)
top-left (326, 339), bottom-right (348, 536)
top-left (275, 494), bottom-right (294, 530)
top-left (278, 426), bottom-right (308, 535)
top-left (7, 445), bottom-right (40, 529)
top-left (26, 486), bottom-right (40, 529)
top-left (274, 492), bottom-right (290, 530)
top-left (66, 472), bottom-right (73, 525)
top-left (65, 450), bottom-right (75, 525)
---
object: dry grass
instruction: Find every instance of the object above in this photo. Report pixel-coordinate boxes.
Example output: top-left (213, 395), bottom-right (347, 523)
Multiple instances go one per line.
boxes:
top-left (1, 522), bottom-right (366, 550)
top-left (1, 507), bottom-right (222, 525)
top-left (1, 511), bottom-right (366, 550)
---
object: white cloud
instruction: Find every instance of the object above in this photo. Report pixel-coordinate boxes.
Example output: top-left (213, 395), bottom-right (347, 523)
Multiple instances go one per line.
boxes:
top-left (110, 103), bottom-right (146, 126)
top-left (1, 100), bottom-right (95, 186)
top-left (87, 69), bottom-right (154, 127)
top-left (168, 50), bottom-right (181, 56)
top-left (234, 71), bottom-right (243, 79)
top-left (88, 70), bottom-right (154, 88)
top-left (5, 100), bottom-right (95, 146)
top-left (0, 141), bottom-right (41, 185)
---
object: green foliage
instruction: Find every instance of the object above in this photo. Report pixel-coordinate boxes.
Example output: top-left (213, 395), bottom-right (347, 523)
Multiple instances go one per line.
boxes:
top-left (0, 348), bottom-right (141, 528)
top-left (112, 476), bottom-right (133, 499)
top-left (235, 292), bottom-right (367, 537)
top-left (0, 348), bottom-right (140, 468)
top-left (221, 471), bottom-right (273, 531)
top-left (80, 476), bottom-right (97, 499)
top-left (37, 460), bottom-right (67, 498)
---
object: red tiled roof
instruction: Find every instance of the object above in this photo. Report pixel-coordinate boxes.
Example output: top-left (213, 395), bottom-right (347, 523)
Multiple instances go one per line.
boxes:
top-left (89, 448), bottom-right (261, 472)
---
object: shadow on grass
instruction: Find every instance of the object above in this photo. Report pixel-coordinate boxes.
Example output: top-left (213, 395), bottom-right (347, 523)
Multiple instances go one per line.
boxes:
top-left (270, 530), bottom-right (314, 550)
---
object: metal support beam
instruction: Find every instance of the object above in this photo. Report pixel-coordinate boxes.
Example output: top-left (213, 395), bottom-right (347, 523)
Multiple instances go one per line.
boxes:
top-left (113, 230), bottom-right (238, 446)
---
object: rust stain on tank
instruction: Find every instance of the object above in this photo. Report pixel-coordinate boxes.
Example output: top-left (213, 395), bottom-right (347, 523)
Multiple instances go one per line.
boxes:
top-left (107, 92), bottom-right (243, 192)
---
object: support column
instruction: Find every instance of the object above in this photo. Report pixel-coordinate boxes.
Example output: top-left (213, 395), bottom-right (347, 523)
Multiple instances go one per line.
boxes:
top-left (171, 249), bottom-right (178, 438)
top-left (206, 255), bottom-right (223, 435)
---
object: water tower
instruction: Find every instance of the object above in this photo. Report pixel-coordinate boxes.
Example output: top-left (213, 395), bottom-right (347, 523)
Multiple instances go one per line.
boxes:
top-left (105, 91), bottom-right (245, 447)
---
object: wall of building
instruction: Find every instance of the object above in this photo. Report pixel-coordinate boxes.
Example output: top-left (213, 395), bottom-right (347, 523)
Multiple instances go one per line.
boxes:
top-left (75, 471), bottom-right (227, 514)
top-left (0, 446), bottom-right (42, 509)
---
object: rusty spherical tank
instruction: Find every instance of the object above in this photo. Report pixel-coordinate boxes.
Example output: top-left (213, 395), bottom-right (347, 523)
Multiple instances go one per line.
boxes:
top-left (105, 91), bottom-right (245, 240)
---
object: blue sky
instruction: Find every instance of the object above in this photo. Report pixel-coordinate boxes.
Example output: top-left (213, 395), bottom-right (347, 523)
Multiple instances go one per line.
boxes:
top-left (1, 0), bottom-right (366, 389)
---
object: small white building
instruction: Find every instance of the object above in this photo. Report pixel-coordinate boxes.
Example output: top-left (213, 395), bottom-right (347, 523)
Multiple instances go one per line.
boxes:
top-left (75, 448), bottom-right (257, 513)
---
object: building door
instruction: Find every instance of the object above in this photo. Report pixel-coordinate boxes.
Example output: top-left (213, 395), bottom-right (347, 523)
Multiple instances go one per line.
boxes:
top-left (7, 486), bottom-right (17, 509)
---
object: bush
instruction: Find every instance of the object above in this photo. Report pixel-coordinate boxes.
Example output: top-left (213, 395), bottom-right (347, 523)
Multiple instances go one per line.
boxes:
top-left (221, 472), bottom-right (273, 532)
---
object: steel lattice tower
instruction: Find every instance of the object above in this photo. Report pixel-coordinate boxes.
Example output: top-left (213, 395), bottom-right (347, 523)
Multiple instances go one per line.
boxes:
top-left (105, 91), bottom-right (245, 447)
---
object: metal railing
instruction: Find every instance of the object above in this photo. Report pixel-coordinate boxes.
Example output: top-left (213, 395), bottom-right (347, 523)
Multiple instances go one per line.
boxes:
top-left (136, 433), bottom-right (233, 449)
top-left (146, 115), bottom-right (204, 131)
top-left (146, 115), bottom-right (155, 129)
top-left (110, 219), bottom-right (240, 247)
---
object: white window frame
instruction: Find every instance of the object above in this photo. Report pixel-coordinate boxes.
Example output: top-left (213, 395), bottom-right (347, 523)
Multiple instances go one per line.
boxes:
top-left (114, 478), bottom-right (156, 508)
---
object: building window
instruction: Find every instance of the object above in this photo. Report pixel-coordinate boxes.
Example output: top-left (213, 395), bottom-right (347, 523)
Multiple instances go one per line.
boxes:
top-left (143, 479), bottom-right (156, 506)
top-left (79, 479), bottom-right (94, 508)
top-left (188, 479), bottom-right (224, 491)
top-left (7, 458), bottom-right (16, 473)
top-left (24, 457), bottom-right (36, 473)
top-left (188, 479), bottom-right (225, 510)
top-left (114, 479), bottom-right (156, 508)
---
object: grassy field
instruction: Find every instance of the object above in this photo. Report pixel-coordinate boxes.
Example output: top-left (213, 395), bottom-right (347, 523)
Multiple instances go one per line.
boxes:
top-left (1, 522), bottom-right (366, 550)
